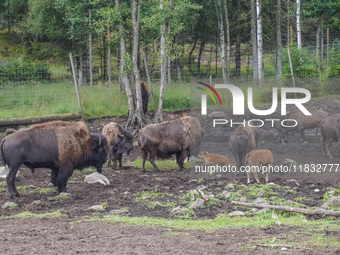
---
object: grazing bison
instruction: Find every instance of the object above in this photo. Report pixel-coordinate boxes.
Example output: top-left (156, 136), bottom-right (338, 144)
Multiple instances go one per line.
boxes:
top-left (316, 114), bottom-right (340, 158)
top-left (229, 123), bottom-right (261, 169)
top-left (138, 116), bottom-right (204, 171)
top-left (279, 109), bottom-right (329, 143)
top-left (0, 121), bottom-right (108, 198)
top-left (102, 122), bottom-right (133, 169)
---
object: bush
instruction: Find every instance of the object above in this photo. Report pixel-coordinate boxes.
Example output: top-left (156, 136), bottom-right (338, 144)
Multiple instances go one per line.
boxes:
top-left (0, 62), bottom-right (51, 83)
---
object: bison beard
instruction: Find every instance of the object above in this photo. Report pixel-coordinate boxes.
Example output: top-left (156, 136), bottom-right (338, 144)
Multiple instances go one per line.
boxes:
top-left (0, 121), bottom-right (108, 198)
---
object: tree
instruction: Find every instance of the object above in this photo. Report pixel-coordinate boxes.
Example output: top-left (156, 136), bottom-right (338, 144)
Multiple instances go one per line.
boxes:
top-left (276, 0), bottom-right (282, 77)
top-left (256, 0), bottom-right (264, 85)
top-left (250, 0), bottom-right (258, 83)
top-left (296, 0), bottom-right (302, 49)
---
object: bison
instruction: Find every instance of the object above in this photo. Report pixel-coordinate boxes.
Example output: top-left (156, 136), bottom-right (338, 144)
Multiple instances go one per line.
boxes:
top-left (0, 121), bottom-right (108, 198)
top-left (229, 123), bottom-right (261, 169)
top-left (244, 149), bottom-right (273, 184)
top-left (316, 114), bottom-right (340, 158)
top-left (279, 109), bottom-right (329, 143)
top-left (138, 116), bottom-right (204, 171)
top-left (102, 122), bottom-right (133, 169)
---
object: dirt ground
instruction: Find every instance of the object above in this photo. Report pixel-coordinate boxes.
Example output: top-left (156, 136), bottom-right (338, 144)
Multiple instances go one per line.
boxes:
top-left (1, 98), bottom-right (340, 254)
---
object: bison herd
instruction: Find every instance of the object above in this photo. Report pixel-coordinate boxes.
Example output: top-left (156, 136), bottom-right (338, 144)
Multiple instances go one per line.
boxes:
top-left (0, 108), bottom-right (339, 199)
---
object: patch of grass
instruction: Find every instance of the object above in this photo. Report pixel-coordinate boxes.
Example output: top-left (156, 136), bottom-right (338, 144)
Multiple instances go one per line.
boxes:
top-left (3, 211), bottom-right (65, 218)
top-left (164, 231), bottom-right (190, 236)
top-left (135, 191), bottom-right (164, 202)
top-left (37, 188), bottom-right (57, 195)
top-left (131, 159), bottom-right (190, 171)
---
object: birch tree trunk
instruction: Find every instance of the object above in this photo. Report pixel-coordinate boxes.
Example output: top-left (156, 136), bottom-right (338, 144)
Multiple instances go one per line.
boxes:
top-left (256, 0), bottom-right (264, 86)
top-left (154, 0), bottom-right (166, 123)
top-left (251, 0), bottom-right (258, 83)
top-left (142, 46), bottom-right (156, 110)
top-left (235, 0), bottom-right (241, 78)
top-left (276, 0), bottom-right (282, 77)
top-left (223, 0), bottom-right (230, 79)
top-left (107, 26), bottom-right (112, 87)
top-left (296, 0), bottom-right (302, 49)
top-left (115, 0), bottom-right (134, 125)
top-left (130, 0), bottom-right (144, 128)
top-left (214, 0), bottom-right (227, 82)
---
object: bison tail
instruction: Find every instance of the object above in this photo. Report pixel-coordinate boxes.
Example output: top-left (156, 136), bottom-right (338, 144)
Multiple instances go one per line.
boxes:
top-left (316, 121), bottom-right (325, 136)
top-left (0, 138), bottom-right (7, 166)
top-left (138, 135), bottom-right (148, 148)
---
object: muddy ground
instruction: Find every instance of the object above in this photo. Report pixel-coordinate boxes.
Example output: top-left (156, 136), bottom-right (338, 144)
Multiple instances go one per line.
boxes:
top-left (1, 98), bottom-right (340, 254)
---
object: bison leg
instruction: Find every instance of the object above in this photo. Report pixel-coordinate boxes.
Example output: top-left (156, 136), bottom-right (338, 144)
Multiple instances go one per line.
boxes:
top-left (7, 164), bottom-right (21, 199)
top-left (177, 150), bottom-right (188, 171)
top-left (111, 151), bottom-right (118, 169)
top-left (253, 166), bottom-right (261, 184)
top-left (246, 171), bottom-right (251, 184)
top-left (325, 139), bottom-right (333, 158)
top-left (149, 151), bottom-right (160, 172)
top-left (117, 153), bottom-right (123, 169)
top-left (141, 150), bottom-right (148, 172)
top-left (50, 169), bottom-right (58, 187)
top-left (56, 169), bottom-right (73, 193)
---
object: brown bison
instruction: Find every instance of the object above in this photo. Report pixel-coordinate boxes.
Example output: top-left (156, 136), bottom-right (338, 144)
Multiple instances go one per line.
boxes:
top-left (198, 151), bottom-right (230, 166)
top-left (316, 114), bottom-right (340, 158)
top-left (138, 116), bottom-right (204, 171)
top-left (102, 122), bottom-right (133, 169)
top-left (279, 109), bottom-right (329, 143)
top-left (229, 123), bottom-right (261, 169)
top-left (244, 149), bottom-right (273, 184)
top-left (0, 121), bottom-right (108, 198)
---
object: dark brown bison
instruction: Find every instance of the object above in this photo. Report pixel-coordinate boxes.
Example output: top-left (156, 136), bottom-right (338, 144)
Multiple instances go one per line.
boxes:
top-left (0, 121), bottom-right (108, 198)
top-left (279, 109), bottom-right (329, 143)
top-left (138, 116), bottom-right (204, 171)
top-left (316, 114), bottom-right (340, 158)
top-left (229, 123), bottom-right (261, 169)
top-left (102, 122), bottom-right (133, 169)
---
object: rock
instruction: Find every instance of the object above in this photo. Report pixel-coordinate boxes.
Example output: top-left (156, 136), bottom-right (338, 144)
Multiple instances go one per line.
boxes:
top-left (257, 190), bottom-right (265, 197)
top-left (189, 198), bottom-right (205, 209)
top-left (275, 221), bottom-right (282, 226)
top-left (32, 200), bottom-right (42, 205)
top-left (314, 189), bottom-right (320, 193)
top-left (228, 211), bottom-right (245, 217)
top-left (28, 185), bottom-right (36, 189)
top-left (267, 182), bottom-right (276, 186)
top-left (281, 247), bottom-right (288, 251)
top-left (171, 206), bottom-right (182, 214)
top-left (110, 209), bottom-right (128, 215)
top-left (256, 207), bottom-right (270, 214)
top-left (239, 197), bottom-right (247, 202)
top-left (222, 191), bottom-right (231, 199)
top-left (2, 202), bottom-right (17, 210)
top-left (272, 214), bottom-right (278, 219)
top-left (0, 166), bottom-right (9, 178)
top-left (59, 192), bottom-right (72, 197)
top-left (254, 198), bottom-right (269, 205)
top-left (133, 141), bottom-right (138, 147)
top-left (208, 111), bottom-right (226, 118)
top-left (125, 160), bottom-right (135, 167)
top-left (286, 179), bottom-right (300, 186)
top-left (4, 128), bottom-right (16, 135)
top-left (250, 208), bottom-right (258, 213)
top-left (321, 196), bottom-right (340, 209)
top-left (84, 172), bottom-right (110, 185)
top-left (302, 219), bottom-right (308, 223)
top-left (173, 208), bottom-right (189, 215)
top-left (226, 183), bottom-right (234, 189)
top-left (88, 205), bottom-right (105, 212)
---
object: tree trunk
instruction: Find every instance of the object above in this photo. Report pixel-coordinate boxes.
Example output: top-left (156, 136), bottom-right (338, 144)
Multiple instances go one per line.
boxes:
top-left (89, 7), bottom-right (93, 87)
top-left (115, 0), bottom-right (134, 125)
top-left (197, 39), bottom-right (205, 75)
top-left (296, 0), bottom-right (302, 49)
top-left (251, 0), bottom-right (258, 83)
top-left (154, 0), bottom-right (166, 123)
top-left (175, 35), bottom-right (183, 82)
top-left (223, 0), bottom-right (230, 79)
top-left (142, 46), bottom-right (156, 110)
top-left (235, 0), bottom-right (241, 78)
top-left (214, 0), bottom-right (227, 82)
top-left (188, 38), bottom-right (197, 76)
top-left (256, 0), bottom-right (264, 86)
top-left (276, 0), bottom-right (282, 77)
top-left (130, 0), bottom-right (144, 128)
top-left (107, 26), bottom-right (112, 87)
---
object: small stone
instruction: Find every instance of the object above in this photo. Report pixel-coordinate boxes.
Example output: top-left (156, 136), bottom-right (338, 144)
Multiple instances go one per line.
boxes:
top-left (257, 190), bottom-right (265, 197)
top-left (125, 160), bottom-right (135, 167)
top-left (174, 208), bottom-right (189, 215)
top-left (250, 208), bottom-right (258, 213)
top-left (0, 166), bottom-right (9, 178)
top-left (189, 198), bottom-right (205, 209)
top-left (272, 214), bottom-right (278, 219)
top-left (321, 196), bottom-right (340, 209)
top-left (2, 202), bottom-right (17, 210)
top-left (32, 200), bottom-right (42, 205)
top-left (222, 191), bottom-right (231, 199)
top-left (239, 197), bottom-right (247, 202)
top-left (226, 183), bottom-right (234, 189)
top-left (28, 185), bottom-right (36, 189)
top-left (133, 141), bottom-right (138, 147)
top-left (281, 247), bottom-right (288, 251)
top-left (88, 205), bottom-right (105, 212)
top-left (286, 179), bottom-right (300, 186)
top-left (254, 198), bottom-right (268, 205)
top-left (302, 219), bottom-right (308, 223)
top-left (110, 209), bottom-right (128, 215)
top-left (267, 182), bottom-right (276, 186)
top-left (171, 206), bottom-right (182, 214)
top-left (228, 211), bottom-right (245, 217)
top-left (314, 189), bottom-right (320, 193)
top-left (256, 208), bottom-right (270, 214)
top-left (275, 221), bottom-right (282, 226)
top-left (59, 192), bottom-right (71, 197)
top-left (84, 172), bottom-right (110, 185)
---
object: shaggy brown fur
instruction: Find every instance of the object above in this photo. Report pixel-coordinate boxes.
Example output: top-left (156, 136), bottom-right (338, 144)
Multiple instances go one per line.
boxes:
top-left (244, 149), bottom-right (273, 184)
top-left (198, 151), bottom-right (230, 166)
top-left (30, 121), bottom-right (91, 166)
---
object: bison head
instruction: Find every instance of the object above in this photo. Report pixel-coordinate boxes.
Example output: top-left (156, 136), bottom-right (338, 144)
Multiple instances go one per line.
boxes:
top-left (117, 133), bottom-right (133, 156)
top-left (89, 133), bottom-right (109, 173)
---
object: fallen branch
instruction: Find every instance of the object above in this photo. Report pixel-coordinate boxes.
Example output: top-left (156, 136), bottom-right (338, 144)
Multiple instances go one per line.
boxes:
top-left (231, 201), bottom-right (340, 217)
top-left (256, 243), bottom-right (294, 248)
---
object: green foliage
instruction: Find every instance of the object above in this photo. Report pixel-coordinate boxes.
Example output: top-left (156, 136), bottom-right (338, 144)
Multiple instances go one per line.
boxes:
top-left (38, 188), bottom-right (57, 195)
top-left (0, 63), bottom-right (51, 84)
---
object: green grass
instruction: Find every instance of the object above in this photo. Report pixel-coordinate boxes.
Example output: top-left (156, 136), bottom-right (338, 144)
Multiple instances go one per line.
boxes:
top-left (131, 159), bottom-right (190, 171)
top-left (3, 211), bottom-right (65, 218)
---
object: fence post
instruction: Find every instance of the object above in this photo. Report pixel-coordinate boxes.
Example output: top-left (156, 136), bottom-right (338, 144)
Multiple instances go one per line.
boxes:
top-left (69, 52), bottom-right (85, 121)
